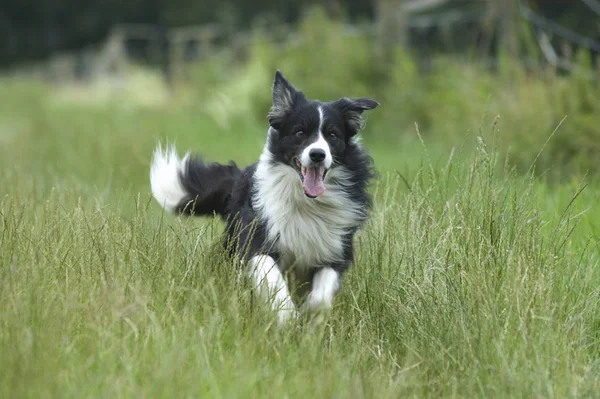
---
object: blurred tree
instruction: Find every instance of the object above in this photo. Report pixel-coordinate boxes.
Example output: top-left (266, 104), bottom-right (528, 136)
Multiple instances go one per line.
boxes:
top-left (0, 0), bottom-right (596, 67)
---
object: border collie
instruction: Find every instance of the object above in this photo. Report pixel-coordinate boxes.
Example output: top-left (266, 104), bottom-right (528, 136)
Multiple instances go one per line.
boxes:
top-left (150, 71), bottom-right (379, 322)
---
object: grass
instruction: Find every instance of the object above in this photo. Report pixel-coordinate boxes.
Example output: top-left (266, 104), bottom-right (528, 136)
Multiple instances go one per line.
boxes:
top-left (1, 79), bottom-right (600, 398)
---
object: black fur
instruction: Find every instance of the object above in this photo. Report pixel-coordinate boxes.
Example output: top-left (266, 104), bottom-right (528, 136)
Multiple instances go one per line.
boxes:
top-left (154, 70), bottom-right (379, 311)
top-left (175, 71), bottom-right (378, 261)
top-left (175, 158), bottom-right (242, 218)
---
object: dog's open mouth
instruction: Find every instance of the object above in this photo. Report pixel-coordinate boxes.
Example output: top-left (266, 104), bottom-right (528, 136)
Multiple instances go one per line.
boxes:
top-left (293, 158), bottom-right (327, 198)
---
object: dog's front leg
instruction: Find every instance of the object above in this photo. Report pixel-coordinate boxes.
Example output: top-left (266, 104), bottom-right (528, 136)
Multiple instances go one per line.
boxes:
top-left (248, 255), bottom-right (297, 323)
top-left (303, 267), bottom-right (340, 313)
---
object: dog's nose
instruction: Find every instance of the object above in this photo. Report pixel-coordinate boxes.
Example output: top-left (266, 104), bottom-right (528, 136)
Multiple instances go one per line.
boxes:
top-left (309, 148), bottom-right (326, 163)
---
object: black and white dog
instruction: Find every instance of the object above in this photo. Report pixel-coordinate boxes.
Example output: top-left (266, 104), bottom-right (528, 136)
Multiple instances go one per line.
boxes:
top-left (150, 71), bottom-right (379, 322)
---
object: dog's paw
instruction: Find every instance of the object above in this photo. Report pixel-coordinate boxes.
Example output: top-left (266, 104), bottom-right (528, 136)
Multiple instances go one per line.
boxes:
top-left (302, 292), bottom-right (333, 314)
top-left (276, 305), bottom-right (299, 324)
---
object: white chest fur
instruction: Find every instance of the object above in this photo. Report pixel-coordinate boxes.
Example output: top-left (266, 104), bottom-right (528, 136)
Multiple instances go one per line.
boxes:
top-left (252, 151), bottom-right (365, 270)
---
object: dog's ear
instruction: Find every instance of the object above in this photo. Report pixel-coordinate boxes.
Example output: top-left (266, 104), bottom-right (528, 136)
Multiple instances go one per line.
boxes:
top-left (268, 70), bottom-right (303, 129)
top-left (334, 97), bottom-right (380, 134)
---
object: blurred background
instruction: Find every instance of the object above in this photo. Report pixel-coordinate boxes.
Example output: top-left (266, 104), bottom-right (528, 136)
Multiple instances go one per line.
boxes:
top-left (4, 4), bottom-right (600, 396)
top-left (1, 0), bottom-right (599, 195)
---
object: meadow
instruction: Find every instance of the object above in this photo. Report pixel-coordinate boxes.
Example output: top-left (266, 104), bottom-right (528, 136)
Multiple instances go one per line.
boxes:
top-left (1, 28), bottom-right (600, 397)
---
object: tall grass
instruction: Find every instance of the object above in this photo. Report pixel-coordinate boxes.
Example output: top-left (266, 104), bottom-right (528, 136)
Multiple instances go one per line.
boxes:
top-left (1, 79), bottom-right (599, 397)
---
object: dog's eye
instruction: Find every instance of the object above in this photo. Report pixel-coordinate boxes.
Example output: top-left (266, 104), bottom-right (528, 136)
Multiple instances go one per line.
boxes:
top-left (296, 130), bottom-right (304, 137)
top-left (328, 132), bottom-right (338, 140)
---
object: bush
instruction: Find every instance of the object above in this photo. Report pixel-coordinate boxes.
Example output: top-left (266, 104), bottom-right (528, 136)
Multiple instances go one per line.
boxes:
top-left (184, 6), bottom-right (600, 180)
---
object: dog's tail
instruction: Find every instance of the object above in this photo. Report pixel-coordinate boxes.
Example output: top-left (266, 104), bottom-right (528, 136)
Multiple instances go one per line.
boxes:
top-left (150, 144), bottom-right (241, 218)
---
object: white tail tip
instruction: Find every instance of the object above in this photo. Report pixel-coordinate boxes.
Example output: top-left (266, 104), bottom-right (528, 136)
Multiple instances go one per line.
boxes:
top-left (150, 143), bottom-right (190, 213)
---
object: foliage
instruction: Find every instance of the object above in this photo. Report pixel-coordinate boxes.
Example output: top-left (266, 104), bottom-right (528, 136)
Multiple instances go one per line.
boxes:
top-left (184, 8), bottom-right (600, 180)
top-left (1, 5), bottom-right (600, 397)
top-left (1, 83), bottom-right (600, 397)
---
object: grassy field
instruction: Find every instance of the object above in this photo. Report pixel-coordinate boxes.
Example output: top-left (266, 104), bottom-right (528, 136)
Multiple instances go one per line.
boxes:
top-left (1, 79), bottom-right (600, 398)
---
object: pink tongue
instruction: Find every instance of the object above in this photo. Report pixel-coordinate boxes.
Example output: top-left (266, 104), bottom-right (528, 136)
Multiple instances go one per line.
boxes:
top-left (303, 167), bottom-right (326, 197)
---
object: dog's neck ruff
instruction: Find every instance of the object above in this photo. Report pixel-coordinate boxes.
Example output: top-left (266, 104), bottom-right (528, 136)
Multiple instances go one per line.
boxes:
top-left (252, 149), bottom-right (366, 269)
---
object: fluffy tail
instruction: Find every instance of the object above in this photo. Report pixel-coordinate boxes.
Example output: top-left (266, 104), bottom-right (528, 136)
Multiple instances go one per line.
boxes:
top-left (150, 144), bottom-right (241, 218)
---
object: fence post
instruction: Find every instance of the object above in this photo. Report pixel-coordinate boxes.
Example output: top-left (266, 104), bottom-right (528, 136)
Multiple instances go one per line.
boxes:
top-left (375, 0), bottom-right (407, 62)
top-left (101, 26), bottom-right (127, 79)
top-left (499, 0), bottom-right (519, 59)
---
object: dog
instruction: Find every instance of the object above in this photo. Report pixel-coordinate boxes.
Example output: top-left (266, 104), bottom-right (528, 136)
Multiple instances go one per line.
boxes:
top-left (150, 71), bottom-right (379, 322)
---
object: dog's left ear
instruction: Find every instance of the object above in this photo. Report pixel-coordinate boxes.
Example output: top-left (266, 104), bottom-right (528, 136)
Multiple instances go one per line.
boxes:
top-left (268, 70), bottom-right (304, 129)
top-left (334, 97), bottom-right (380, 134)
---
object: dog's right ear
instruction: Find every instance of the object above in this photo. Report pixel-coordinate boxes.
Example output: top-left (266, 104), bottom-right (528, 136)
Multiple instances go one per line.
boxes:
top-left (268, 70), bottom-right (303, 129)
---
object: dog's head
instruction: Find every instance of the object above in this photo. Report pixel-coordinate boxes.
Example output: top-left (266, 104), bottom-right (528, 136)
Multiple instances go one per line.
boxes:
top-left (266, 70), bottom-right (379, 198)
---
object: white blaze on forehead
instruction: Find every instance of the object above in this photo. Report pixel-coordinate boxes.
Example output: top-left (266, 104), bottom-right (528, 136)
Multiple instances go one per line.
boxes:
top-left (300, 106), bottom-right (333, 168)
top-left (318, 105), bottom-right (325, 133)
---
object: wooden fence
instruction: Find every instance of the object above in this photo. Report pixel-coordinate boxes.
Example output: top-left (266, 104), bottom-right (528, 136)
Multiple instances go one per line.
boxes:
top-left (6, 1), bottom-right (599, 84)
